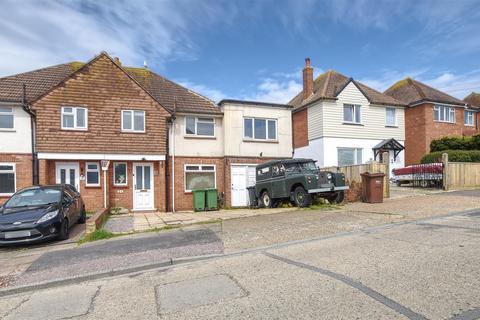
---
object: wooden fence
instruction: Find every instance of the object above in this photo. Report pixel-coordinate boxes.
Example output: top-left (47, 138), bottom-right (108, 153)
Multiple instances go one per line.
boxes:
top-left (443, 153), bottom-right (480, 190)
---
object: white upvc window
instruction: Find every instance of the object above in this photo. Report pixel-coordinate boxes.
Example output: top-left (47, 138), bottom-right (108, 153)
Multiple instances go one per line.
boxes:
top-left (337, 148), bottom-right (363, 166)
top-left (0, 163), bottom-right (16, 196)
top-left (185, 116), bottom-right (215, 137)
top-left (464, 110), bottom-right (475, 126)
top-left (61, 107), bottom-right (88, 130)
top-left (121, 110), bottom-right (145, 132)
top-left (343, 104), bottom-right (361, 124)
top-left (433, 105), bottom-right (455, 123)
top-left (0, 107), bottom-right (14, 130)
top-left (113, 162), bottom-right (128, 186)
top-left (85, 162), bottom-right (100, 187)
top-left (184, 164), bottom-right (216, 192)
top-left (243, 117), bottom-right (277, 140)
top-left (386, 107), bottom-right (397, 126)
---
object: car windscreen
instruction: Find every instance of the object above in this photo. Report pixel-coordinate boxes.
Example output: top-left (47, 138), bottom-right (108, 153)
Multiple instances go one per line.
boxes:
top-left (299, 162), bottom-right (318, 171)
top-left (4, 188), bottom-right (61, 208)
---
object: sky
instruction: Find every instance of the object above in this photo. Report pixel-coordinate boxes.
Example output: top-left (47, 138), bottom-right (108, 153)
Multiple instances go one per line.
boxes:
top-left (1, 0), bottom-right (480, 103)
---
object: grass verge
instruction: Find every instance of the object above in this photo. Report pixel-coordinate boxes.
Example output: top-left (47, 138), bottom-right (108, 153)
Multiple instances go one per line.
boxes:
top-left (78, 229), bottom-right (121, 244)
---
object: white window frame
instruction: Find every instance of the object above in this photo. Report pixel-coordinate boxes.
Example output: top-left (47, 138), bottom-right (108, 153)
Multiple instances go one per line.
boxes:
top-left (85, 162), bottom-right (100, 187)
top-left (184, 116), bottom-right (215, 137)
top-left (0, 163), bottom-right (16, 196)
top-left (343, 104), bottom-right (362, 124)
top-left (121, 110), bottom-right (146, 133)
top-left (433, 105), bottom-right (455, 123)
top-left (113, 162), bottom-right (128, 186)
top-left (0, 107), bottom-right (15, 131)
top-left (184, 164), bottom-right (216, 192)
top-left (464, 110), bottom-right (475, 127)
top-left (337, 148), bottom-right (363, 166)
top-left (61, 106), bottom-right (88, 130)
top-left (385, 107), bottom-right (397, 127)
top-left (243, 117), bottom-right (278, 141)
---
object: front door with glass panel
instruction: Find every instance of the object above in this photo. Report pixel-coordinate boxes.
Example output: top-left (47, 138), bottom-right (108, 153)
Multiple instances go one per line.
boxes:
top-left (56, 163), bottom-right (80, 191)
top-left (133, 163), bottom-right (154, 210)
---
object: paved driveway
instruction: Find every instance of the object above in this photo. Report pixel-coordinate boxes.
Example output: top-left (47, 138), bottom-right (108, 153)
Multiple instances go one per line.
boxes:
top-left (1, 209), bottom-right (479, 319)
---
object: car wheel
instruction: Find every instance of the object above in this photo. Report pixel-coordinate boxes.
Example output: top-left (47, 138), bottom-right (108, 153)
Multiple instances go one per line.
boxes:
top-left (58, 219), bottom-right (69, 241)
top-left (328, 191), bottom-right (345, 204)
top-left (260, 191), bottom-right (272, 208)
top-left (78, 206), bottom-right (86, 224)
top-left (294, 186), bottom-right (311, 208)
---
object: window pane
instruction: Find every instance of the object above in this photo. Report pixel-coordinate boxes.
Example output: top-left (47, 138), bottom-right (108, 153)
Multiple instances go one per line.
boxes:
top-left (343, 105), bottom-right (353, 122)
top-left (185, 165), bottom-right (199, 171)
top-left (0, 165), bottom-right (13, 170)
top-left (198, 118), bottom-right (214, 123)
top-left (135, 166), bottom-right (142, 189)
top-left (433, 107), bottom-right (439, 121)
top-left (185, 172), bottom-right (215, 190)
top-left (144, 166), bottom-right (151, 189)
top-left (355, 106), bottom-right (361, 123)
top-left (386, 108), bottom-right (395, 125)
top-left (114, 163), bottom-right (127, 185)
top-left (186, 117), bottom-right (196, 134)
top-left (0, 173), bottom-right (15, 193)
top-left (0, 114), bottom-right (13, 129)
top-left (86, 172), bottom-right (99, 185)
top-left (338, 149), bottom-right (355, 166)
top-left (202, 166), bottom-right (215, 171)
top-left (356, 149), bottom-right (363, 164)
top-left (134, 111), bottom-right (145, 131)
top-left (197, 121), bottom-right (214, 136)
top-left (123, 111), bottom-right (132, 130)
top-left (87, 164), bottom-right (98, 170)
top-left (254, 119), bottom-right (266, 139)
top-left (63, 107), bottom-right (73, 113)
top-left (267, 120), bottom-right (276, 139)
top-left (60, 169), bottom-right (66, 184)
top-left (0, 107), bottom-right (13, 113)
top-left (63, 114), bottom-right (74, 128)
top-left (69, 169), bottom-right (75, 186)
top-left (76, 108), bottom-right (86, 127)
top-left (244, 118), bottom-right (253, 138)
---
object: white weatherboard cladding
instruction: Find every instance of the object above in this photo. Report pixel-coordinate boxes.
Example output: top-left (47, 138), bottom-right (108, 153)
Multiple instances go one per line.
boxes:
top-left (0, 106), bottom-right (32, 153)
top-left (307, 102), bottom-right (323, 140)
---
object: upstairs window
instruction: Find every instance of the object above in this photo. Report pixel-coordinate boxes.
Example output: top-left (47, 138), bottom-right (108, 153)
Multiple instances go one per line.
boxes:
top-left (122, 110), bottom-right (145, 132)
top-left (0, 107), bottom-right (14, 130)
top-left (433, 105), bottom-right (455, 123)
top-left (386, 108), bottom-right (397, 126)
top-left (61, 107), bottom-right (87, 130)
top-left (0, 163), bottom-right (15, 196)
top-left (185, 117), bottom-right (215, 137)
top-left (343, 104), bottom-right (361, 124)
top-left (464, 110), bottom-right (475, 126)
top-left (85, 162), bottom-right (100, 187)
top-left (244, 118), bottom-right (277, 140)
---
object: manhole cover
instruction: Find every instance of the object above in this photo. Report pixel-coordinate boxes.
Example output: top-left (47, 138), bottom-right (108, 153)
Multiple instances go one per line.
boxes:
top-left (156, 274), bottom-right (246, 314)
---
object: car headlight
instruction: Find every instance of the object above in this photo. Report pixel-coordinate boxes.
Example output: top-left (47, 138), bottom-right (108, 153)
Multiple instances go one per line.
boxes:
top-left (327, 173), bottom-right (332, 180)
top-left (37, 210), bottom-right (59, 224)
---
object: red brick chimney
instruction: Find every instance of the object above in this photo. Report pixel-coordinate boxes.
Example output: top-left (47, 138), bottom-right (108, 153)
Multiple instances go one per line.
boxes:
top-left (303, 57), bottom-right (313, 100)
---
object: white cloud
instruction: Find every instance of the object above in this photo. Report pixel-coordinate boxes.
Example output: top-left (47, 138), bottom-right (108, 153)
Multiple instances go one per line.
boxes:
top-left (359, 69), bottom-right (429, 92)
top-left (176, 80), bottom-right (226, 103)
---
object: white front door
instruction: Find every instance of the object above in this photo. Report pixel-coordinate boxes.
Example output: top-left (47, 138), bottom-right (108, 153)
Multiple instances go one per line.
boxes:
top-left (231, 165), bottom-right (256, 207)
top-left (133, 163), bottom-right (154, 210)
top-left (56, 163), bottom-right (80, 191)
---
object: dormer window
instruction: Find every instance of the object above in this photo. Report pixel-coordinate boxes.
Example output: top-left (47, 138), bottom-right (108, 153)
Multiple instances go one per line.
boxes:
top-left (61, 107), bottom-right (87, 130)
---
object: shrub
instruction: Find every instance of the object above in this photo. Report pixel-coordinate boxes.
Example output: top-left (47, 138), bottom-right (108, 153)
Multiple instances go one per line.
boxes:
top-left (421, 150), bottom-right (480, 163)
top-left (430, 134), bottom-right (480, 152)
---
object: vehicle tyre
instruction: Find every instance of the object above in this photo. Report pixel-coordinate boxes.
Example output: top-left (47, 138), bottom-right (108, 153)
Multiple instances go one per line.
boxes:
top-left (396, 180), bottom-right (402, 187)
top-left (327, 191), bottom-right (345, 204)
top-left (260, 191), bottom-right (272, 208)
top-left (78, 206), bottom-right (87, 224)
top-left (293, 186), bottom-right (311, 208)
top-left (58, 218), bottom-right (69, 241)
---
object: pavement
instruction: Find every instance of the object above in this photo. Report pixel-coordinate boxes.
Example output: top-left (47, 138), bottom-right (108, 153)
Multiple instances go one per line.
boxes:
top-left (0, 207), bottom-right (479, 319)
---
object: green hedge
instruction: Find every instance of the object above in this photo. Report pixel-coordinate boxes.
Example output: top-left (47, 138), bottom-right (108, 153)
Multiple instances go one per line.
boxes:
top-left (430, 134), bottom-right (480, 152)
top-left (421, 150), bottom-right (480, 163)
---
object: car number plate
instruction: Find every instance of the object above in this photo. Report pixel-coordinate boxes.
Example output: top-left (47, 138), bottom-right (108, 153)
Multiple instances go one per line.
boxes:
top-left (5, 231), bottom-right (31, 239)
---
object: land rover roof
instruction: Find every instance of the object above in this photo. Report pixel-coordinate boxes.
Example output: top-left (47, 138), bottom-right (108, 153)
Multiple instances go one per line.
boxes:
top-left (256, 158), bottom-right (316, 169)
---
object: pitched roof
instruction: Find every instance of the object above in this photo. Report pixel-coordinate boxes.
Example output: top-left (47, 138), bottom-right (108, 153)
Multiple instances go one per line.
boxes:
top-left (0, 54), bottom-right (221, 115)
top-left (464, 92), bottom-right (480, 109)
top-left (288, 70), bottom-right (405, 109)
top-left (384, 78), bottom-right (465, 107)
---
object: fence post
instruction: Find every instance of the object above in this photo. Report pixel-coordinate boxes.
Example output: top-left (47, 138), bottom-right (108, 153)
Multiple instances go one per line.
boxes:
top-left (442, 153), bottom-right (449, 191)
top-left (382, 151), bottom-right (390, 198)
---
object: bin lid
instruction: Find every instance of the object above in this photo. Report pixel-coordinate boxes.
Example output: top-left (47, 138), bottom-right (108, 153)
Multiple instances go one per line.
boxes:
top-left (361, 172), bottom-right (385, 177)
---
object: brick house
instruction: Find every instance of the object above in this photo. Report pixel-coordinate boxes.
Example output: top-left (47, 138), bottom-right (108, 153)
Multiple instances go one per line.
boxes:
top-left (384, 78), bottom-right (478, 165)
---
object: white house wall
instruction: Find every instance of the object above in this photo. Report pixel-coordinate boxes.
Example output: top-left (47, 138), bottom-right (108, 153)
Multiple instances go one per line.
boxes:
top-left (0, 106), bottom-right (32, 153)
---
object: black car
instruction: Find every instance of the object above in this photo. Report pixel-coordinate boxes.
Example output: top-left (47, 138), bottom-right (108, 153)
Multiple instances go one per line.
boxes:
top-left (0, 185), bottom-right (86, 245)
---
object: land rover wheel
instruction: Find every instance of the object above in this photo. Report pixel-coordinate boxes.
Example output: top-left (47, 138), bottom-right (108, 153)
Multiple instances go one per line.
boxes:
top-left (293, 186), bottom-right (311, 208)
top-left (260, 191), bottom-right (272, 208)
top-left (327, 191), bottom-right (345, 204)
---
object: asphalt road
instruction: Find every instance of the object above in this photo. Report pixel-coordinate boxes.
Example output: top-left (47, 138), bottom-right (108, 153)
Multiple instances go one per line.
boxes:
top-left (1, 209), bottom-right (479, 319)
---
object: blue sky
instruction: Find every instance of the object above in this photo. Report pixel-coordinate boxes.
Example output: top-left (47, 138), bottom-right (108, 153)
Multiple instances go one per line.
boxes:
top-left (1, 0), bottom-right (480, 103)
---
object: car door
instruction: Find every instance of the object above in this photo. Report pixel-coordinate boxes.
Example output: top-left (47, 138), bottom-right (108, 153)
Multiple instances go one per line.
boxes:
top-left (271, 164), bottom-right (286, 198)
top-left (62, 191), bottom-right (76, 227)
top-left (65, 187), bottom-right (80, 222)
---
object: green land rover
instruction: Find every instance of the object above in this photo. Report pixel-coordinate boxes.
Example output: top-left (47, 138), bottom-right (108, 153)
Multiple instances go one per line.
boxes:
top-left (254, 159), bottom-right (349, 208)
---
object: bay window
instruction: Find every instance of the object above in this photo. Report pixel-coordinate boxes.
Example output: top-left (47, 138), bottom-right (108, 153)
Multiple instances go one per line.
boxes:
top-left (184, 165), bottom-right (216, 192)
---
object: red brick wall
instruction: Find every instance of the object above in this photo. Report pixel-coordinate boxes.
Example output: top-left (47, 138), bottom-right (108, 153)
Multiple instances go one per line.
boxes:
top-left (0, 153), bottom-right (33, 204)
top-left (292, 109), bottom-right (308, 149)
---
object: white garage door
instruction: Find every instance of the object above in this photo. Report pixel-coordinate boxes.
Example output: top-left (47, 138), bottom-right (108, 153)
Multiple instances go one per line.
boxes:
top-left (231, 165), bottom-right (256, 207)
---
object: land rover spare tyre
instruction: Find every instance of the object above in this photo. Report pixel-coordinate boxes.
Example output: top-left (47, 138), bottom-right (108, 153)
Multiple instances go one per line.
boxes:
top-left (294, 186), bottom-right (311, 207)
top-left (260, 191), bottom-right (272, 208)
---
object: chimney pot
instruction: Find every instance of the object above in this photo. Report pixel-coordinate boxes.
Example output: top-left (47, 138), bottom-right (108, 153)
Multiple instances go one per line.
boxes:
top-left (303, 57), bottom-right (314, 100)
top-left (305, 57), bottom-right (311, 67)
top-left (114, 57), bottom-right (121, 66)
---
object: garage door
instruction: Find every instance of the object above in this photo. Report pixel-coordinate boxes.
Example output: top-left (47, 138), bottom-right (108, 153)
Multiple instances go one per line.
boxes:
top-left (231, 165), bottom-right (256, 207)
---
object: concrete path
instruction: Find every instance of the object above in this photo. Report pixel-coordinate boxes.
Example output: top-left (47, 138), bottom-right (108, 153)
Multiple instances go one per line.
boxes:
top-left (1, 209), bottom-right (479, 319)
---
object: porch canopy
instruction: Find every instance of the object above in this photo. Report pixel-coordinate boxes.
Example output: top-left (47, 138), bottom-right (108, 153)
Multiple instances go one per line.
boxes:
top-left (373, 138), bottom-right (404, 161)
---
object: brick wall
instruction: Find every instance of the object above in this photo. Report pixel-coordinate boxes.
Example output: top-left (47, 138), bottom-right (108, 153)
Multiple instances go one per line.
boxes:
top-left (32, 54), bottom-right (170, 155)
top-left (0, 153), bottom-right (33, 204)
top-left (292, 109), bottom-right (308, 148)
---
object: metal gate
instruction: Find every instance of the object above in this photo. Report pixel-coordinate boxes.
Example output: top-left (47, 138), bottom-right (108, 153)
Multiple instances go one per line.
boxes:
top-left (411, 163), bottom-right (443, 188)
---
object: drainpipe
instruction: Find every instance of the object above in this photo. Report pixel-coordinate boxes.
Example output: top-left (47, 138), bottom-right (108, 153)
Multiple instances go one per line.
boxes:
top-left (21, 84), bottom-right (38, 185)
top-left (171, 99), bottom-right (177, 213)
top-left (165, 119), bottom-right (170, 212)
top-left (103, 169), bottom-right (107, 209)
